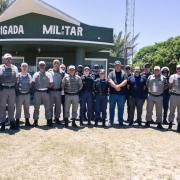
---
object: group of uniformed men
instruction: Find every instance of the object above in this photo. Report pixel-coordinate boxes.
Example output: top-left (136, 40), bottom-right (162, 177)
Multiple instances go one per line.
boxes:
top-left (0, 53), bottom-right (180, 133)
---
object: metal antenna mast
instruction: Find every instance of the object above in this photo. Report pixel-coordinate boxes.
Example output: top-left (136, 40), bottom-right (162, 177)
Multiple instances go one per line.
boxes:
top-left (124, 0), bottom-right (135, 66)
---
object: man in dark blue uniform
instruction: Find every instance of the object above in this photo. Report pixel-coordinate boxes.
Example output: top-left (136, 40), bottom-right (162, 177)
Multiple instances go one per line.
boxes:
top-left (94, 69), bottom-right (110, 127)
top-left (76, 65), bottom-right (83, 77)
top-left (91, 64), bottom-right (100, 80)
top-left (79, 66), bottom-right (94, 126)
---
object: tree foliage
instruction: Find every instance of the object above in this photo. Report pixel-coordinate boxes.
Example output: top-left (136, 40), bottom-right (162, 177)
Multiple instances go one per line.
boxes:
top-left (110, 31), bottom-right (140, 62)
top-left (134, 36), bottom-right (180, 74)
top-left (0, 0), bottom-right (12, 14)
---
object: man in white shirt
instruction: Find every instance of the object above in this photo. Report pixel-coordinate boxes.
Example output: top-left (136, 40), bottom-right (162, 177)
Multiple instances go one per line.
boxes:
top-left (168, 64), bottom-right (180, 131)
top-left (0, 53), bottom-right (19, 131)
top-left (15, 63), bottom-right (32, 128)
top-left (32, 61), bottom-right (53, 127)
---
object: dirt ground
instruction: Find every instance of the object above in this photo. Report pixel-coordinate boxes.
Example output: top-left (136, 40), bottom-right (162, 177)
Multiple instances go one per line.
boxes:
top-left (0, 106), bottom-right (180, 180)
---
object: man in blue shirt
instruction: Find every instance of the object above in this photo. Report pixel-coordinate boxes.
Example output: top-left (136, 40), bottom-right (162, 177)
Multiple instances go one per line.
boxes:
top-left (127, 66), bottom-right (146, 127)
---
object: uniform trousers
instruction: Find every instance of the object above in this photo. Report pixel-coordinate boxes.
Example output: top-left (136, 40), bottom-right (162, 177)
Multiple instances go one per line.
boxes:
top-left (15, 94), bottom-right (30, 119)
top-left (168, 94), bottom-right (180, 123)
top-left (33, 91), bottom-right (51, 120)
top-left (0, 88), bottom-right (16, 122)
top-left (146, 94), bottom-right (163, 123)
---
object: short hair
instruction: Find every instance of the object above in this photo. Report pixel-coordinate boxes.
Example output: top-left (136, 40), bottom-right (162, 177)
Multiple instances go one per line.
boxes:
top-left (21, 62), bottom-right (28, 67)
top-left (53, 59), bottom-right (60, 64)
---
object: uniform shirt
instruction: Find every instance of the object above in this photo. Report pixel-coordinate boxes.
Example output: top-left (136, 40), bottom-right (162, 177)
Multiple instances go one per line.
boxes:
top-left (32, 71), bottom-right (53, 90)
top-left (108, 70), bottom-right (128, 95)
top-left (128, 75), bottom-right (146, 99)
top-left (92, 73), bottom-right (100, 80)
top-left (62, 74), bottom-right (83, 93)
top-left (169, 74), bottom-right (180, 83)
top-left (0, 64), bottom-right (19, 77)
top-left (18, 73), bottom-right (32, 93)
top-left (94, 79), bottom-right (110, 95)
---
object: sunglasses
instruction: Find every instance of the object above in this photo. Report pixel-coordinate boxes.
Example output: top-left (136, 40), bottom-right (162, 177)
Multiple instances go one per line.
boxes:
top-left (39, 64), bottom-right (45, 67)
top-left (60, 67), bottom-right (65, 68)
top-left (145, 66), bottom-right (150, 68)
top-left (94, 67), bottom-right (99, 69)
top-left (125, 68), bottom-right (130, 70)
top-left (177, 68), bottom-right (180, 70)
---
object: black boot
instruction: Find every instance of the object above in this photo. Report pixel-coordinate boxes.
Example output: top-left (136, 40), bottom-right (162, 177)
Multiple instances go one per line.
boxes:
top-left (177, 123), bottom-right (180, 132)
top-left (88, 118), bottom-right (91, 126)
top-left (33, 120), bottom-right (38, 127)
top-left (10, 121), bottom-right (19, 130)
top-left (157, 123), bottom-right (163, 129)
top-left (102, 119), bottom-right (106, 127)
top-left (167, 122), bottom-right (172, 131)
top-left (55, 118), bottom-right (62, 125)
top-left (72, 119), bottom-right (78, 128)
top-left (0, 122), bottom-right (5, 131)
top-left (63, 118), bottom-right (68, 128)
top-left (25, 118), bottom-right (31, 126)
top-left (94, 119), bottom-right (98, 127)
top-left (145, 121), bottom-right (150, 128)
top-left (80, 118), bottom-right (84, 126)
top-left (16, 118), bottom-right (19, 128)
top-left (129, 120), bottom-right (133, 127)
top-left (47, 119), bottom-right (53, 128)
top-left (163, 109), bottom-right (168, 124)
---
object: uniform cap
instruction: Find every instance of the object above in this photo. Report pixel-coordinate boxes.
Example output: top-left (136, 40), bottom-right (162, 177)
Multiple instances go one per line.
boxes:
top-left (39, 61), bottom-right (45, 65)
top-left (99, 69), bottom-right (105, 74)
top-left (4, 53), bottom-right (12, 59)
top-left (84, 66), bottom-right (90, 70)
top-left (78, 65), bottom-right (83, 68)
top-left (93, 64), bottom-right (99, 67)
top-left (144, 63), bottom-right (150, 67)
top-left (114, 60), bottom-right (121, 65)
top-left (177, 64), bottom-right (180, 68)
top-left (125, 65), bottom-right (131, 69)
top-left (69, 65), bottom-right (75, 70)
top-left (154, 66), bottom-right (160, 70)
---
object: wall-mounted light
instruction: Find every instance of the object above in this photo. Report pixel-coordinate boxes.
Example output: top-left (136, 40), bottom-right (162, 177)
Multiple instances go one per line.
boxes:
top-left (16, 52), bottom-right (18, 55)
top-left (38, 48), bottom-right (41, 52)
top-left (98, 37), bottom-right (101, 40)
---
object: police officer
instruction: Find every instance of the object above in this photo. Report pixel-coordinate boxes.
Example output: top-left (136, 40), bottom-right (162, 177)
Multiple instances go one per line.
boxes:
top-left (48, 59), bottom-right (62, 125)
top-left (125, 65), bottom-right (132, 122)
top-left (94, 69), bottom-right (110, 127)
top-left (161, 67), bottom-right (170, 124)
top-left (91, 64), bottom-right (100, 80)
top-left (0, 53), bottom-right (19, 131)
top-left (168, 64), bottom-right (180, 131)
top-left (15, 63), bottom-right (32, 128)
top-left (59, 64), bottom-right (67, 118)
top-left (79, 66), bottom-right (94, 126)
top-left (76, 65), bottom-right (83, 77)
top-left (32, 61), bottom-right (53, 127)
top-left (62, 65), bottom-right (83, 128)
top-left (145, 66), bottom-right (167, 129)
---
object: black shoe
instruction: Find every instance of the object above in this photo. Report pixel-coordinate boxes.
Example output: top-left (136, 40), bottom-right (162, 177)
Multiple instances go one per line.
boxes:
top-left (16, 118), bottom-right (19, 128)
top-left (138, 123), bottom-right (142, 127)
top-left (80, 119), bottom-right (84, 126)
top-left (145, 121), bottom-right (150, 128)
top-left (163, 119), bottom-right (168, 124)
top-left (47, 119), bottom-right (53, 128)
top-left (64, 118), bottom-right (68, 128)
top-left (33, 120), bottom-right (38, 127)
top-left (129, 120), bottom-right (133, 127)
top-left (177, 123), bottom-right (180, 132)
top-left (167, 122), bottom-right (172, 131)
top-left (25, 118), bottom-right (31, 126)
top-left (55, 118), bottom-right (62, 125)
top-left (88, 119), bottom-right (91, 126)
top-left (0, 122), bottom-right (5, 131)
top-left (102, 119), bottom-right (106, 127)
top-left (157, 123), bottom-right (163, 129)
top-left (10, 121), bottom-right (19, 130)
top-left (72, 119), bottom-right (78, 128)
top-left (94, 119), bottom-right (98, 127)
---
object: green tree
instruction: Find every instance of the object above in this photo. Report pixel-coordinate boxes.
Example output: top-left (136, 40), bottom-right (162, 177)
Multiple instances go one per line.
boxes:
top-left (0, 0), bottom-right (12, 14)
top-left (134, 36), bottom-right (180, 73)
top-left (110, 31), bottom-right (140, 62)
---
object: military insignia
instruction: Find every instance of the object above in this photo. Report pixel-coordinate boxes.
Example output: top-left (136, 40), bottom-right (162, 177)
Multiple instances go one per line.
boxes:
top-left (43, 76), bottom-right (47, 80)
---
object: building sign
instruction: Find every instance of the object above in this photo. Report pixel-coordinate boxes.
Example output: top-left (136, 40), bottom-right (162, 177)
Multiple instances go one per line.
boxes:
top-left (0, 25), bottom-right (24, 35)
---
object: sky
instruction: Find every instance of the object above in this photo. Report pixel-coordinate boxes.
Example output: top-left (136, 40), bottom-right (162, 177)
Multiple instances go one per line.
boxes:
top-left (43, 0), bottom-right (180, 50)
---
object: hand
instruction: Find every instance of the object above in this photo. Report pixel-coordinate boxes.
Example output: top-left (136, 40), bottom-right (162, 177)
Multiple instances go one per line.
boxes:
top-left (115, 85), bottom-right (121, 91)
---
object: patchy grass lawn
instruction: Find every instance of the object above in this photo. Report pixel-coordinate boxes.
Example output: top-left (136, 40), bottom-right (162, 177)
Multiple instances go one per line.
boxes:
top-left (0, 106), bottom-right (180, 180)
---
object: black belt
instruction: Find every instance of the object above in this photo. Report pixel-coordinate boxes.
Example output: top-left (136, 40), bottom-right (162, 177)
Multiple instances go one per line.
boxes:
top-left (50, 88), bottom-right (62, 91)
top-left (95, 93), bottom-right (107, 96)
top-left (81, 90), bottom-right (92, 92)
top-left (3, 86), bottom-right (15, 89)
top-left (65, 92), bottom-right (79, 95)
top-left (35, 90), bottom-right (47, 92)
top-left (170, 93), bottom-right (180, 96)
top-left (19, 92), bottom-right (30, 95)
top-left (149, 93), bottom-right (163, 97)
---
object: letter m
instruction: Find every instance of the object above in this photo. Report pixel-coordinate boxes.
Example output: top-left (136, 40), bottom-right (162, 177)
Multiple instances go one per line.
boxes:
top-left (43, 25), bottom-right (52, 34)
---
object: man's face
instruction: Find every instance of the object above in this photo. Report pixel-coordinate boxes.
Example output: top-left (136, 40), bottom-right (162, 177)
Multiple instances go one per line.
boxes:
top-left (78, 67), bottom-right (83, 73)
top-left (134, 67), bottom-right (140, 76)
top-left (125, 67), bottom-right (130, 73)
top-left (94, 66), bottom-right (99, 73)
top-left (177, 67), bottom-right (180, 74)
top-left (60, 66), bottom-right (65, 72)
top-left (38, 63), bottom-right (46, 71)
top-left (100, 73), bottom-right (105, 79)
top-left (21, 64), bottom-right (28, 72)
top-left (69, 68), bottom-right (75, 76)
top-left (144, 65), bottom-right (150, 73)
top-left (154, 69), bottom-right (160, 76)
top-left (84, 68), bottom-right (90, 76)
top-left (114, 64), bottom-right (121, 71)
top-left (4, 57), bottom-right (12, 65)
top-left (162, 71), bottom-right (168, 77)
top-left (53, 61), bottom-right (60, 69)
